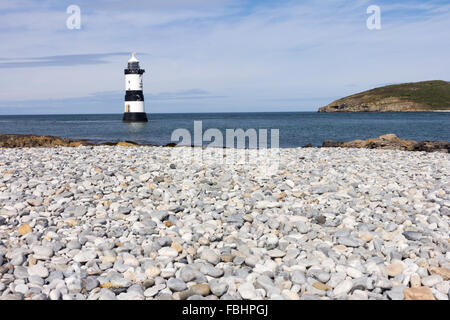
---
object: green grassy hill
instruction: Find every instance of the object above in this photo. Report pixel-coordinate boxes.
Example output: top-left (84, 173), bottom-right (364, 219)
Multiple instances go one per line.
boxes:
top-left (319, 80), bottom-right (450, 112)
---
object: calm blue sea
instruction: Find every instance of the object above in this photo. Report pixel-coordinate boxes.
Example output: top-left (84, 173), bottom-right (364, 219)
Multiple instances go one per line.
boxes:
top-left (0, 112), bottom-right (449, 148)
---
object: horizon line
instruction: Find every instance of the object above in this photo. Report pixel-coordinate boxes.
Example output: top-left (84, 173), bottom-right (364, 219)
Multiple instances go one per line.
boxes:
top-left (0, 110), bottom-right (322, 116)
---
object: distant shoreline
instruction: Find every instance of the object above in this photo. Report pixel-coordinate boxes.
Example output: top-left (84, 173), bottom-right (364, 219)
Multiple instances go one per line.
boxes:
top-left (1, 133), bottom-right (448, 153)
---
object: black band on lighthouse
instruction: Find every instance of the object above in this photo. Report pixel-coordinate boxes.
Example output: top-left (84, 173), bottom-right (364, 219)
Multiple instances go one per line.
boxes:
top-left (124, 69), bottom-right (145, 75)
top-left (125, 90), bottom-right (144, 101)
top-left (122, 112), bottom-right (148, 122)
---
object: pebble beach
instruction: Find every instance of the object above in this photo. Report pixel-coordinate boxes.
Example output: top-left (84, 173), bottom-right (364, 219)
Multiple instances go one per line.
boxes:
top-left (0, 145), bottom-right (449, 300)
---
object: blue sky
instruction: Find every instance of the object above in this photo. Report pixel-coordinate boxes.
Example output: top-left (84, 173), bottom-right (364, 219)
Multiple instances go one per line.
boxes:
top-left (0, 0), bottom-right (449, 114)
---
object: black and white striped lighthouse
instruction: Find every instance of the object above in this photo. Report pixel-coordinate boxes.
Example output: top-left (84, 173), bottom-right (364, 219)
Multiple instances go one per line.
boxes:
top-left (123, 52), bottom-right (148, 122)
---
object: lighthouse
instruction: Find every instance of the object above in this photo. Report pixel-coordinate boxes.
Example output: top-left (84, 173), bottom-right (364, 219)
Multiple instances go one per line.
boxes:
top-left (123, 52), bottom-right (148, 122)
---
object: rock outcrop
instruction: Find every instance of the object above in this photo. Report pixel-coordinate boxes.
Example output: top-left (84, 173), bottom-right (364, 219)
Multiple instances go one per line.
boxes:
top-left (318, 80), bottom-right (450, 112)
top-left (322, 134), bottom-right (450, 153)
top-left (0, 134), bottom-right (90, 148)
top-left (0, 134), bottom-right (144, 148)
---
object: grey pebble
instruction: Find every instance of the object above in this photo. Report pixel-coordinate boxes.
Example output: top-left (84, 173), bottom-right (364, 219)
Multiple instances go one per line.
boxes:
top-left (402, 231), bottom-right (422, 241)
top-left (167, 278), bottom-right (188, 292)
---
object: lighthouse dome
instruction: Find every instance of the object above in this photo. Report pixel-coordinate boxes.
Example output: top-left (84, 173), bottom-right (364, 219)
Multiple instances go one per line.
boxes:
top-left (127, 52), bottom-right (140, 69)
top-left (128, 52), bottom-right (139, 63)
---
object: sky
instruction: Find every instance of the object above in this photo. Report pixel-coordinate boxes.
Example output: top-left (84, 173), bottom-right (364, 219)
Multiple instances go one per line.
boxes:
top-left (0, 0), bottom-right (449, 114)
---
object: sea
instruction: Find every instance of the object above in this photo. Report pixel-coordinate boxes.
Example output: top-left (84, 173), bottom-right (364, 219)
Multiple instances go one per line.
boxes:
top-left (0, 112), bottom-right (449, 148)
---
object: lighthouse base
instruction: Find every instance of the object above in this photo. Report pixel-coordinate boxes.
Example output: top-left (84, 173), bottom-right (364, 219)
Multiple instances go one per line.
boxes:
top-left (122, 112), bottom-right (148, 123)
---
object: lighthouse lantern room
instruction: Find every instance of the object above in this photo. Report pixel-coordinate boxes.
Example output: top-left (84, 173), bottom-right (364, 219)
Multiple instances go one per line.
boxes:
top-left (123, 52), bottom-right (148, 122)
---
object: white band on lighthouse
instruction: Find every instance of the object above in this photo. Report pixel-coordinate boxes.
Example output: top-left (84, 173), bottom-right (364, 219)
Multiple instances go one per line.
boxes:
top-left (125, 74), bottom-right (143, 91)
top-left (124, 101), bottom-right (145, 113)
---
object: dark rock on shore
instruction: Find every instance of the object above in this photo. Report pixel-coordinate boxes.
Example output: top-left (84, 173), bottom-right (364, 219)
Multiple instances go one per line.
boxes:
top-left (322, 134), bottom-right (449, 153)
top-left (321, 141), bottom-right (344, 148)
top-left (415, 141), bottom-right (450, 153)
top-left (0, 134), bottom-right (90, 148)
top-left (0, 134), bottom-right (147, 148)
top-left (164, 143), bottom-right (178, 147)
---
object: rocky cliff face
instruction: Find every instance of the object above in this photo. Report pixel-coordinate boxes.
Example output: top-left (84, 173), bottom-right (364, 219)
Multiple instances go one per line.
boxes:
top-left (318, 80), bottom-right (450, 112)
top-left (319, 97), bottom-right (431, 112)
